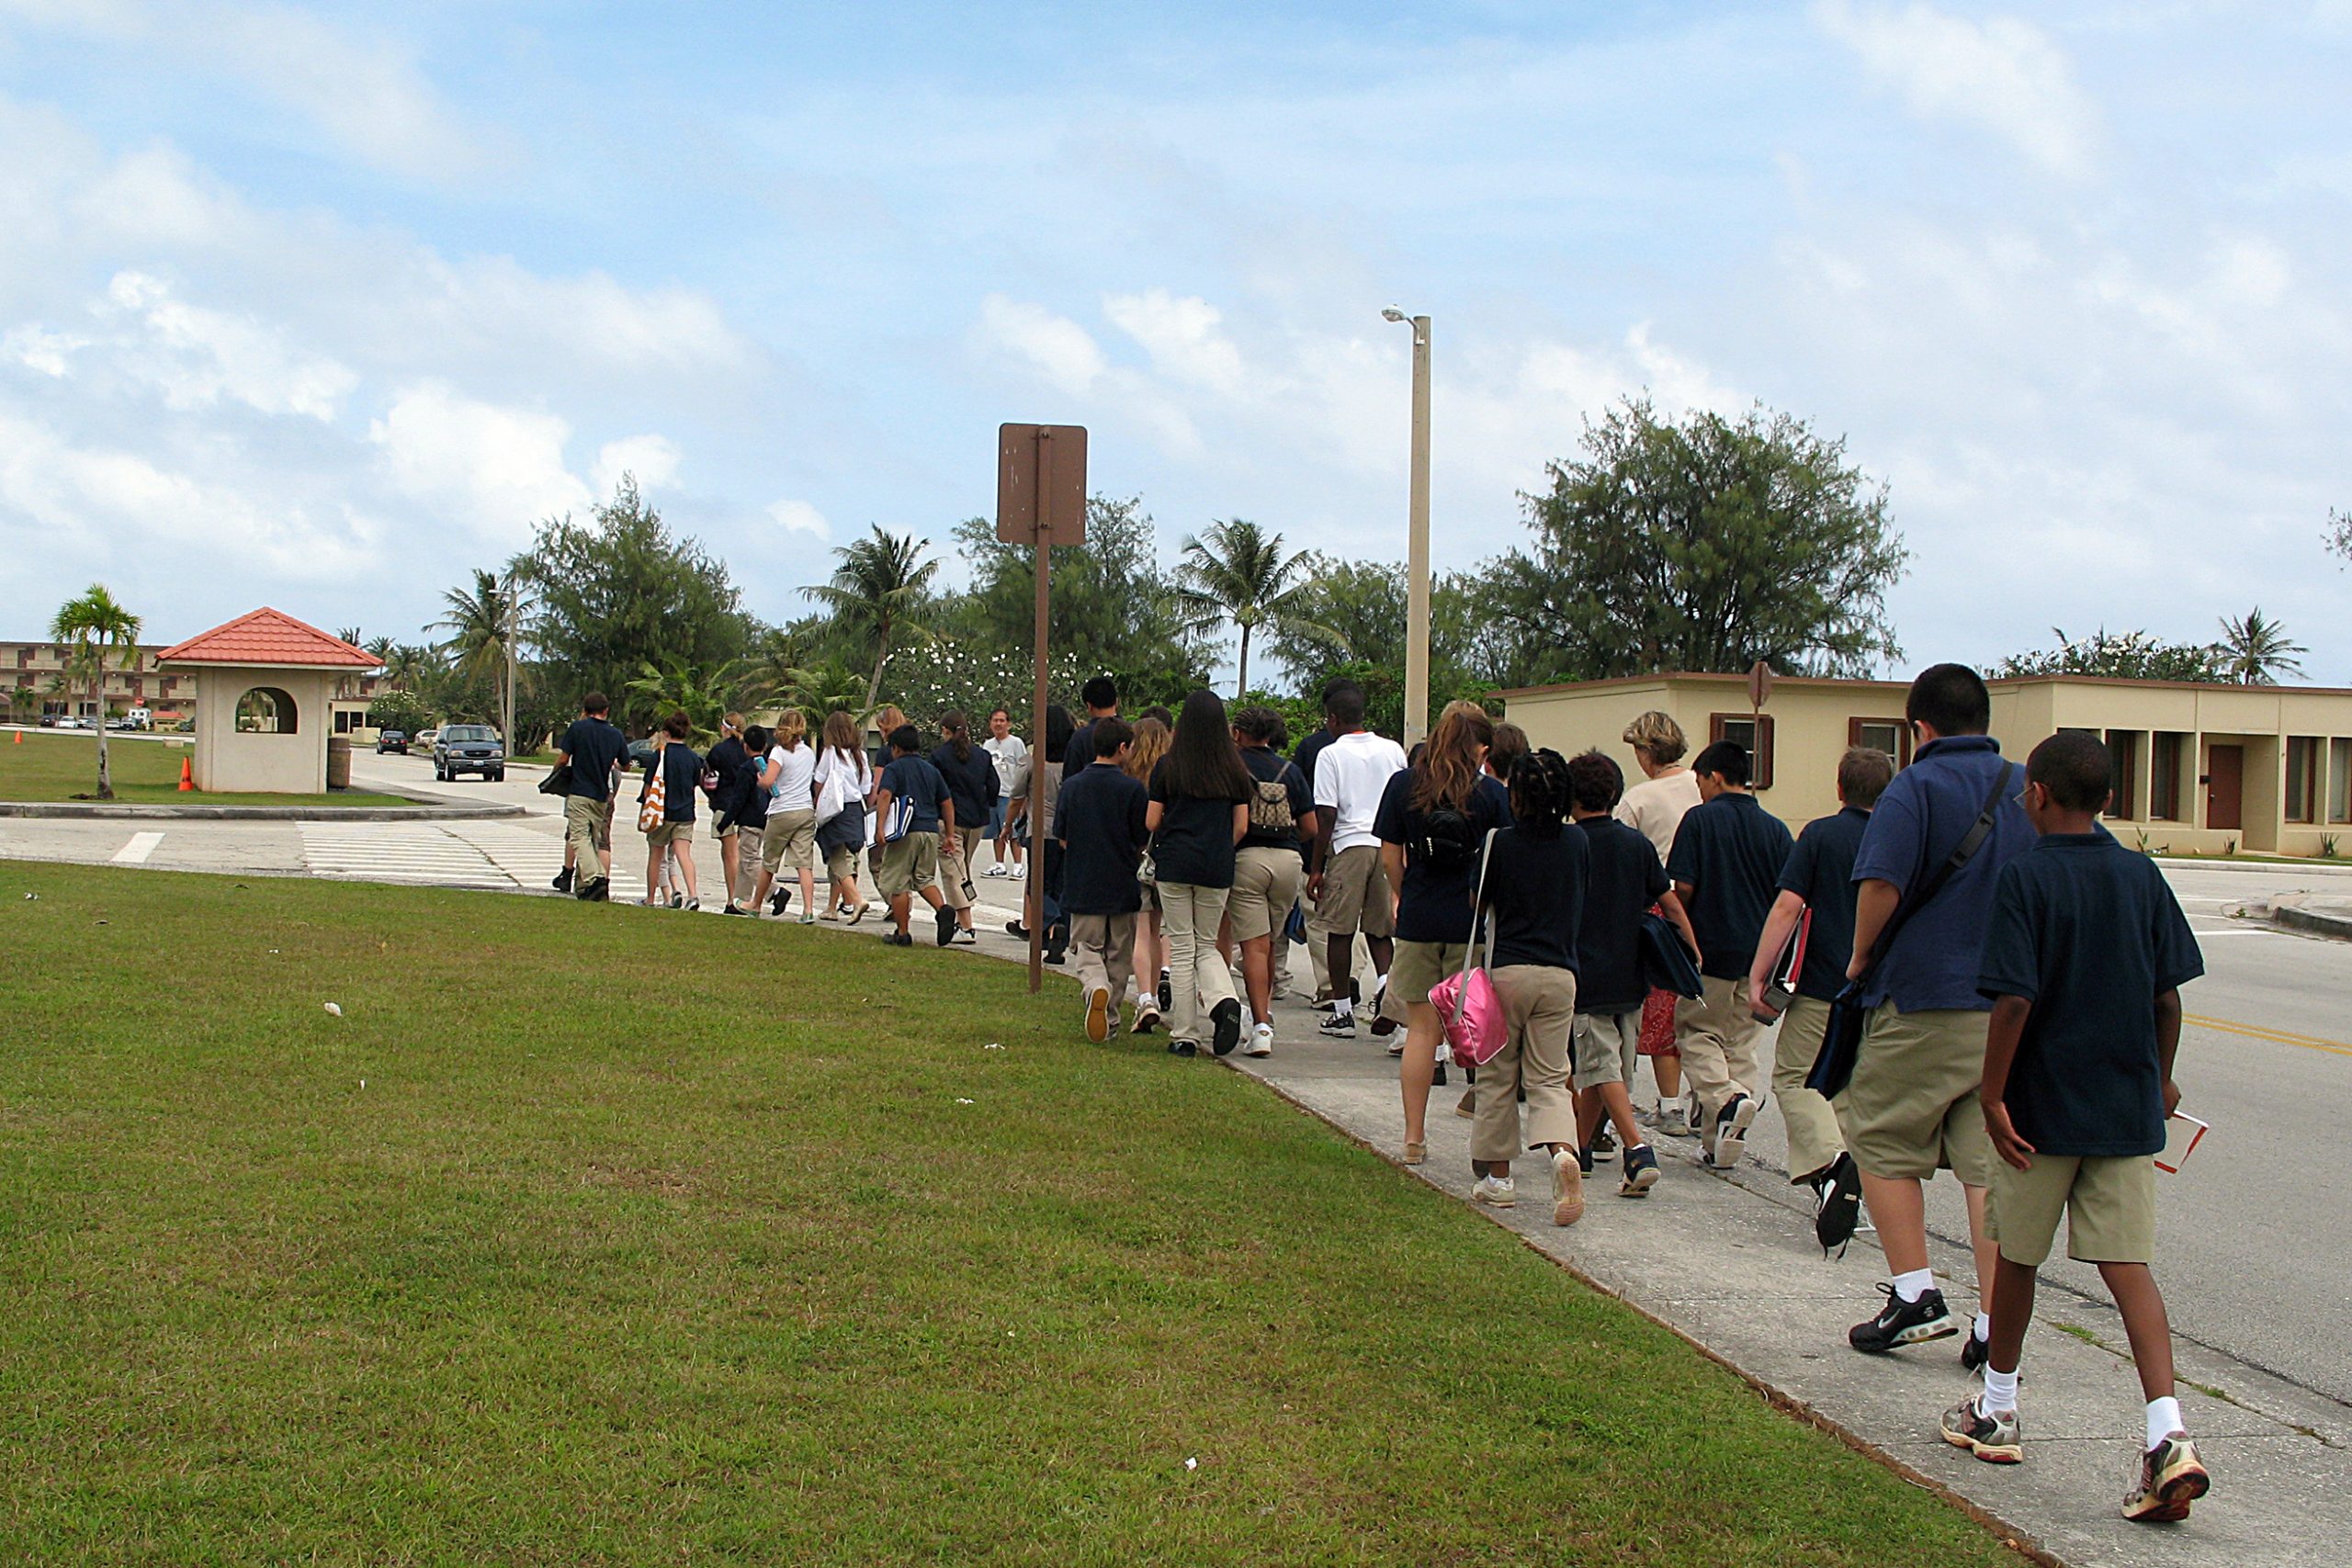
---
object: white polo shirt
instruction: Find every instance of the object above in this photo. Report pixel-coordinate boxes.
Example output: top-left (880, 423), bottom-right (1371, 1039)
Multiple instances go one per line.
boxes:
top-left (1314, 729), bottom-right (1408, 852)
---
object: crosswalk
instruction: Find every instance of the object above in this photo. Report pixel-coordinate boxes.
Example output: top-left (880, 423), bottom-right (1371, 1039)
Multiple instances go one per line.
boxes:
top-left (297, 821), bottom-right (565, 889)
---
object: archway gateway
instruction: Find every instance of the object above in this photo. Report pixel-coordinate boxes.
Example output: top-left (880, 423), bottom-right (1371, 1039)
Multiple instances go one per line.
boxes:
top-left (156, 610), bottom-right (376, 793)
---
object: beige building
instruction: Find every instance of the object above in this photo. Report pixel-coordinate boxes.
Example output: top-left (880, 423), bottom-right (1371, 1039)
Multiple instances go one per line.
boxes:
top-left (1499, 671), bottom-right (2352, 858)
top-left (157, 609), bottom-right (382, 794)
top-left (1, 638), bottom-right (201, 722)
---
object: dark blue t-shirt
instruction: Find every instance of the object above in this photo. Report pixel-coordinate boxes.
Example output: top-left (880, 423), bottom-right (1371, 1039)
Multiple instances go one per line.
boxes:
top-left (560, 716), bottom-right (630, 803)
top-left (1148, 757), bottom-right (1247, 889)
top-left (1776, 807), bottom-right (1871, 1001)
top-left (878, 753), bottom-right (949, 836)
top-left (1373, 772), bottom-right (1513, 945)
top-left (1239, 745), bottom-right (1312, 854)
top-left (1978, 829), bottom-right (2204, 1156)
top-left (1851, 736), bottom-right (2034, 1012)
top-left (1481, 823), bottom-right (1585, 973)
top-left (644, 742), bottom-right (701, 823)
top-left (1055, 762), bottom-right (1150, 916)
top-left (930, 743), bottom-right (1000, 835)
top-left (1574, 815), bottom-right (1669, 1012)
top-left (1667, 791), bottom-right (1794, 981)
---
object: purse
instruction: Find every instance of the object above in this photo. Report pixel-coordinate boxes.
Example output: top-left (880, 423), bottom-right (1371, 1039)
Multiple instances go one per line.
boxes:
top-left (637, 758), bottom-right (668, 833)
top-left (1430, 829), bottom-right (1508, 1067)
top-left (1807, 761), bottom-right (2017, 1099)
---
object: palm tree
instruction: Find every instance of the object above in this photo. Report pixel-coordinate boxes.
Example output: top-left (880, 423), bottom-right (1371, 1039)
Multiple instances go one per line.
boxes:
top-left (1170, 518), bottom-right (1336, 696)
top-left (50, 584), bottom-right (141, 799)
top-left (625, 655), bottom-right (749, 742)
top-left (2216, 607), bottom-right (2307, 685)
top-left (779, 658), bottom-right (874, 730)
top-left (804, 525), bottom-right (940, 711)
top-left (430, 570), bottom-right (523, 744)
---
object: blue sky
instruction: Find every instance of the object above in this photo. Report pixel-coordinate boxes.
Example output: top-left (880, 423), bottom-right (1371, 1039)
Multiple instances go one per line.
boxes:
top-left (2, 1), bottom-right (2348, 680)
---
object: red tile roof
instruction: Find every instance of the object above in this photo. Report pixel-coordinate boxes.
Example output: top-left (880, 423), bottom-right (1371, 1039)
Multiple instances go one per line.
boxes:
top-left (156, 608), bottom-right (379, 669)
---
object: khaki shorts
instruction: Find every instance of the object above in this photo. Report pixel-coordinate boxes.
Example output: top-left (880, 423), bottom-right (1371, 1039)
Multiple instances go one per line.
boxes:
top-left (1572, 1010), bottom-right (1641, 1089)
top-left (1318, 843), bottom-right (1395, 939)
top-left (825, 843), bottom-right (861, 885)
top-left (712, 818), bottom-right (745, 840)
top-left (1988, 1152), bottom-right (2156, 1267)
top-left (564, 794), bottom-right (611, 855)
top-left (939, 841), bottom-right (975, 910)
top-left (646, 820), bottom-right (693, 849)
top-left (1227, 844), bottom-right (1303, 942)
top-left (875, 831), bottom-right (940, 897)
top-left (762, 809), bottom-right (817, 873)
top-left (1834, 1003), bottom-right (1992, 1185)
top-left (1388, 939), bottom-right (1470, 1013)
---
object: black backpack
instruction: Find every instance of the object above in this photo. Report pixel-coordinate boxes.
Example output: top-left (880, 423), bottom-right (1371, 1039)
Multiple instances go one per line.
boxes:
top-left (1413, 804), bottom-right (1481, 869)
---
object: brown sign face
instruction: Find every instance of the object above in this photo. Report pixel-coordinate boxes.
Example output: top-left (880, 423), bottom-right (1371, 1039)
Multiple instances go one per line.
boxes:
top-left (996, 423), bottom-right (1089, 545)
top-left (1747, 659), bottom-right (1774, 710)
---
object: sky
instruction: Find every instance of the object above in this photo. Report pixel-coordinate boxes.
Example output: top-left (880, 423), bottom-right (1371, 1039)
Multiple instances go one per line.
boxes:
top-left (2, 0), bottom-right (2348, 682)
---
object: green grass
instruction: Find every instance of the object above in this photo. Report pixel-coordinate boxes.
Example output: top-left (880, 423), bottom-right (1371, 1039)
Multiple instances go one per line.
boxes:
top-left (0, 863), bottom-right (2025, 1567)
top-left (0, 730), bottom-right (414, 807)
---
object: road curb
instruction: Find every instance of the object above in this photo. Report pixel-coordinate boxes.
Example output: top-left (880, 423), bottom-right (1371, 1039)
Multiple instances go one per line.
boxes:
top-left (2152, 855), bottom-right (2352, 877)
top-left (2260, 901), bottom-right (2352, 941)
top-left (0, 799), bottom-right (527, 821)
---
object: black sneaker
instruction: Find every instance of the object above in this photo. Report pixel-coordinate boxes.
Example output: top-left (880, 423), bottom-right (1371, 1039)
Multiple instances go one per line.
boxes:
top-left (1711, 1092), bottom-right (1757, 1169)
top-left (721, 903), bottom-right (748, 916)
top-left (1169, 1039), bottom-right (1197, 1058)
top-left (1618, 1143), bottom-right (1659, 1197)
top-left (580, 875), bottom-right (610, 902)
top-left (669, 892), bottom-right (684, 910)
top-left (1961, 1325), bottom-right (1992, 1372)
top-left (771, 887), bottom-right (791, 916)
top-left (1813, 1151), bottom-right (1862, 1258)
top-left (1849, 1283), bottom-right (1958, 1353)
top-left (934, 904), bottom-right (957, 946)
top-left (1210, 998), bottom-right (1243, 1056)
top-left (551, 866), bottom-right (574, 893)
top-left (1591, 1124), bottom-right (1619, 1161)
top-left (1042, 948), bottom-right (1066, 966)
top-left (884, 930), bottom-right (914, 947)
top-left (1004, 919), bottom-right (1031, 939)
top-left (1158, 970), bottom-right (1172, 1012)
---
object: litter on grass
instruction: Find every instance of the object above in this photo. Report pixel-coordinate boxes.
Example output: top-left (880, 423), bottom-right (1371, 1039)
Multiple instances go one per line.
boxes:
top-left (955, 1098), bottom-right (975, 1105)
top-left (1184, 1458), bottom-right (1198, 1472)
top-left (983, 1043), bottom-right (1004, 1052)
top-left (322, 1002), bottom-right (343, 1017)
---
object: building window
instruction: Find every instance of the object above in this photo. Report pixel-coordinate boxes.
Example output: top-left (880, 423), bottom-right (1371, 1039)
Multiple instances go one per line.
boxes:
top-left (2105, 730), bottom-right (2140, 821)
top-left (1848, 716), bottom-right (1913, 766)
top-left (2331, 739), bottom-right (2352, 826)
top-left (234, 686), bottom-right (299, 735)
top-left (2286, 737), bottom-right (2320, 824)
top-left (1708, 713), bottom-right (1777, 789)
top-left (2151, 731), bottom-right (2187, 820)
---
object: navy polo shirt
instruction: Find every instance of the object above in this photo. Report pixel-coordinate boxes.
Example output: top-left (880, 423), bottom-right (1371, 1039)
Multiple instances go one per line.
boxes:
top-left (1574, 815), bottom-right (1669, 1012)
top-left (1978, 829), bottom-right (2204, 1156)
top-left (1851, 736), bottom-right (2035, 1012)
top-left (877, 754), bottom-right (949, 835)
top-left (1055, 762), bottom-right (1150, 917)
top-left (1775, 807), bottom-right (1871, 1001)
top-left (1667, 791), bottom-right (1793, 981)
top-left (1373, 772), bottom-right (1513, 944)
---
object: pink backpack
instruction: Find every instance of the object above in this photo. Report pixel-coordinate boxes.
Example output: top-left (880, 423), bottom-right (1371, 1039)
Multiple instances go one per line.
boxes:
top-left (1430, 828), bottom-right (1507, 1066)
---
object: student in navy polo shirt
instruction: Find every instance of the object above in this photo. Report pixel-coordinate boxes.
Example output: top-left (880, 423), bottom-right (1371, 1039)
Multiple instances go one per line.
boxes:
top-left (1665, 739), bottom-right (1793, 1172)
top-left (1056, 718), bottom-right (1148, 1043)
top-left (1938, 731), bottom-right (2210, 1524)
top-left (1748, 745), bottom-right (1895, 1215)
top-left (1842, 663), bottom-right (2034, 1363)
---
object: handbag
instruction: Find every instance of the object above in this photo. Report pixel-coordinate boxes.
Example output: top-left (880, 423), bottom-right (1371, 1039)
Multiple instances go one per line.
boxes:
top-left (637, 759), bottom-right (667, 833)
top-left (1807, 761), bottom-right (2017, 1100)
top-left (1430, 829), bottom-right (1509, 1067)
top-left (537, 761), bottom-right (573, 796)
top-left (1638, 911), bottom-right (1703, 999)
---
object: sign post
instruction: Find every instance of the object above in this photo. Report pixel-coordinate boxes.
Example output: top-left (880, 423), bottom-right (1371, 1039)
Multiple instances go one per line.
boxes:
top-left (997, 423), bottom-right (1088, 992)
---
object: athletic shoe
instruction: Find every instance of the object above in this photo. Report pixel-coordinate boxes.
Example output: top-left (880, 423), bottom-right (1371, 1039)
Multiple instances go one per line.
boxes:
top-left (1317, 1011), bottom-right (1357, 1039)
top-left (983, 863), bottom-right (1009, 878)
top-left (1657, 1104), bottom-right (1691, 1138)
top-left (1961, 1326), bottom-right (1992, 1373)
top-left (1243, 1022), bottom-right (1274, 1057)
top-left (1849, 1283), bottom-right (1959, 1353)
top-left (1712, 1093), bottom-right (1757, 1169)
top-left (1083, 985), bottom-right (1114, 1043)
top-left (1453, 1088), bottom-right (1476, 1120)
top-left (580, 875), bottom-right (610, 902)
top-left (551, 866), bottom-right (574, 893)
top-left (772, 887), bottom-right (791, 916)
top-left (670, 893), bottom-right (684, 910)
top-left (1210, 998), bottom-right (1243, 1057)
top-left (1590, 1123), bottom-right (1618, 1161)
top-left (1619, 1143), bottom-right (1660, 1197)
top-left (797, 910), bottom-right (817, 926)
top-left (2122, 1434), bottom-right (2209, 1523)
top-left (1169, 1039), bottom-right (1197, 1058)
top-left (1003, 919), bottom-right (1030, 939)
top-left (934, 904), bottom-right (957, 947)
top-left (953, 926), bottom-right (978, 945)
top-left (1473, 1174), bottom-right (1517, 1209)
top-left (1939, 1396), bottom-right (2023, 1464)
top-left (721, 903), bottom-right (748, 916)
top-left (1551, 1149), bottom-right (1585, 1225)
top-left (883, 931), bottom-right (914, 947)
top-left (1385, 1035), bottom-right (1405, 1056)
top-left (1158, 970), bottom-right (1172, 1012)
top-left (1813, 1151), bottom-right (1863, 1258)
top-left (1043, 949), bottom-right (1066, 966)
top-left (1012, 863), bottom-right (1026, 878)
top-left (684, 898), bottom-right (700, 913)
top-left (1131, 1004), bottom-right (1162, 1035)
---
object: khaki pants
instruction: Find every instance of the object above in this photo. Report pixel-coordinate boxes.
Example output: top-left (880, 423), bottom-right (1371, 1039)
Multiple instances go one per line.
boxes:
top-left (564, 794), bottom-right (611, 863)
top-left (939, 840), bottom-right (975, 911)
top-left (1771, 995), bottom-right (1846, 1182)
top-left (1835, 1003), bottom-right (1991, 1185)
top-left (1159, 881), bottom-right (1235, 1045)
top-left (1476, 966), bottom-right (1580, 1162)
top-left (1303, 897), bottom-right (1335, 999)
top-left (1071, 912), bottom-right (1137, 1014)
top-left (1675, 975), bottom-right (1764, 1125)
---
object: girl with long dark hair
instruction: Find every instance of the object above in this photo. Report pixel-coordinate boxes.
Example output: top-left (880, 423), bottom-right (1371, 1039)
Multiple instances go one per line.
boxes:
top-left (1146, 688), bottom-right (1252, 1057)
top-left (1122, 716), bottom-right (1173, 1031)
top-left (930, 709), bottom-right (999, 945)
top-left (814, 709), bottom-right (872, 922)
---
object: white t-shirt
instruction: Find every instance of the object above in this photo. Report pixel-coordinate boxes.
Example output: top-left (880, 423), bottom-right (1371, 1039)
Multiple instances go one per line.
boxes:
top-left (1314, 729), bottom-right (1409, 852)
top-left (1615, 768), bottom-right (1702, 867)
top-left (767, 741), bottom-right (819, 811)
top-left (982, 734), bottom-right (1028, 798)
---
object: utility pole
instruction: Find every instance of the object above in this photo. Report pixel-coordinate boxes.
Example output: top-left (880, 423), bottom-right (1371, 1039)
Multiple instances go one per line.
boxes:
top-left (1384, 308), bottom-right (1432, 746)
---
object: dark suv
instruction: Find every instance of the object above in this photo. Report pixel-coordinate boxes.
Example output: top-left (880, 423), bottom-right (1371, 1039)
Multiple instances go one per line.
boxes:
top-left (433, 724), bottom-right (506, 783)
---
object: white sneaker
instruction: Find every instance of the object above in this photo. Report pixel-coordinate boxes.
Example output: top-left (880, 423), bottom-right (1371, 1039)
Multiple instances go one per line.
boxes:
top-left (1472, 1175), bottom-right (1517, 1208)
top-left (1317, 1011), bottom-right (1356, 1039)
top-left (1243, 1022), bottom-right (1273, 1057)
top-left (982, 864), bottom-right (1008, 878)
top-left (1012, 863), bottom-right (1027, 878)
top-left (953, 926), bottom-right (978, 944)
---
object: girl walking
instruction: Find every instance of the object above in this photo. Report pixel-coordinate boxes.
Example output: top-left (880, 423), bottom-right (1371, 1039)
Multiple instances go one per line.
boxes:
top-left (756, 710), bottom-right (820, 923)
top-left (931, 710), bottom-right (1000, 945)
top-left (1122, 715), bottom-right (1173, 1031)
top-left (813, 709), bottom-right (872, 922)
top-left (1145, 690), bottom-right (1251, 1058)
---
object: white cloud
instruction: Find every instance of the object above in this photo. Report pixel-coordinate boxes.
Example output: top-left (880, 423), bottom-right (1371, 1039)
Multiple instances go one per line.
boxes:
top-left (1813, 2), bottom-right (2099, 177)
top-left (368, 382), bottom-right (593, 538)
top-left (765, 499), bottom-right (831, 541)
top-left (592, 434), bottom-right (681, 498)
top-left (2, 325), bottom-right (83, 377)
top-left (975, 294), bottom-right (1105, 395)
top-left (1102, 289), bottom-right (1248, 397)
top-left (100, 269), bottom-right (357, 421)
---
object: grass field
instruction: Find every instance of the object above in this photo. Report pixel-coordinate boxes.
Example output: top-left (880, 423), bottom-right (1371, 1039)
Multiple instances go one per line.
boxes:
top-left (0, 730), bottom-right (413, 807)
top-left (0, 863), bottom-right (2024, 1566)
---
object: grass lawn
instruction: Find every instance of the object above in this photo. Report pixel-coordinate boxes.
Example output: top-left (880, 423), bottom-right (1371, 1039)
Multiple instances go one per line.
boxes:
top-left (0, 863), bottom-right (2023, 1566)
top-left (0, 730), bottom-right (415, 807)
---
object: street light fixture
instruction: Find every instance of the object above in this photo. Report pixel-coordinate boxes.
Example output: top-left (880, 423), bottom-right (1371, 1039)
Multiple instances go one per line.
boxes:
top-left (1384, 306), bottom-right (1431, 746)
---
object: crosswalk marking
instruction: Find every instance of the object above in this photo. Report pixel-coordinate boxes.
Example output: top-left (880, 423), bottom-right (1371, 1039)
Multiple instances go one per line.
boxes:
top-left (299, 823), bottom-right (514, 887)
top-left (112, 830), bottom-right (164, 864)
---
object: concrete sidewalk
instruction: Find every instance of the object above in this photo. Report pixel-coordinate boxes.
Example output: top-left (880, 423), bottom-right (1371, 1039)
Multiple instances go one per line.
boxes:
top-left (930, 886), bottom-right (2347, 1568)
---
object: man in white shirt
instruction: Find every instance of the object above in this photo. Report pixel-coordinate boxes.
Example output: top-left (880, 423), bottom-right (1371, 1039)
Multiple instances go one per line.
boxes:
top-left (1308, 683), bottom-right (1408, 1038)
top-left (980, 706), bottom-right (1030, 878)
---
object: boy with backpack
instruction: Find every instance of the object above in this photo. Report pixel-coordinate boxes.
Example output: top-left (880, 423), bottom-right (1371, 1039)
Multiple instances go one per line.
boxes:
top-left (1938, 730), bottom-right (2209, 1525)
top-left (871, 724), bottom-right (956, 948)
top-left (1057, 719), bottom-right (1148, 1042)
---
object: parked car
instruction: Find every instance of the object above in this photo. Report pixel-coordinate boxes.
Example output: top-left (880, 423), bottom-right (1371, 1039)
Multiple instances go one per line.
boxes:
top-left (377, 728), bottom-right (409, 754)
top-left (433, 723), bottom-right (506, 782)
top-left (126, 707), bottom-right (152, 730)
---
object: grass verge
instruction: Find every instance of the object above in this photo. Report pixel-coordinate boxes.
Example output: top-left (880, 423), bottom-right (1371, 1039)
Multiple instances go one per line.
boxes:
top-left (0, 863), bottom-right (2025, 1566)
top-left (1, 730), bottom-right (414, 807)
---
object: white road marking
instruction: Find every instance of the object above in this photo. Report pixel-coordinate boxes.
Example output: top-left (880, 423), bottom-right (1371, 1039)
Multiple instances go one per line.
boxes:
top-left (298, 823), bottom-right (513, 887)
top-left (111, 830), bottom-right (164, 864)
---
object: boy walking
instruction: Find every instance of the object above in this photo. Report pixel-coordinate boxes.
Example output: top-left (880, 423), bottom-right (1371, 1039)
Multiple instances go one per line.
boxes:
top-left (553, 692), bottom-right (631, 902)
top-left (1939, 731), bottom-right (2209, 1524)
top-left (871, 724), bottom-right (956, 948)
top-left (1309, 683), bottom-right (1407, 1038)
top-left (1666, 739), bottom-right (1793, 1169)
top-left (1056, 719), bottom-right (1148, 1042)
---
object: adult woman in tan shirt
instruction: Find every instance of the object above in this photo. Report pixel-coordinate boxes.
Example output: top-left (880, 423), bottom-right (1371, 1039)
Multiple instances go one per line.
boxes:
top-left (1613, 711), bottom-right (1702, 1136)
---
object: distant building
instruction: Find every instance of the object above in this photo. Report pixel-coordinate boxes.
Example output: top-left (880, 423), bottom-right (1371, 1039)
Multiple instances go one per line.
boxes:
top-left (2, 636), bottom-right (384, 729)
top-left (156, 608), bottom-right (382, 793)
top-left (1500, 671), bottom-right (2352, 859)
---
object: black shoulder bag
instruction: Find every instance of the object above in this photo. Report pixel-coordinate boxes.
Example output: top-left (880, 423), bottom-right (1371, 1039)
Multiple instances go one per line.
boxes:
top-left (1804, 761), bottom-right (2016, 1100)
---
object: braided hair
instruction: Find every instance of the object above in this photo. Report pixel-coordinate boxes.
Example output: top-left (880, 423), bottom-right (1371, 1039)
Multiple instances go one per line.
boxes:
top-left (1506, 748), bottom-right (1573, 837)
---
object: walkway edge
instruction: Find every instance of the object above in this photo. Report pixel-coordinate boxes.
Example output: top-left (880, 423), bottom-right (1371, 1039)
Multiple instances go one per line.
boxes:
top-left (0, 799), bottom-right (526, 821)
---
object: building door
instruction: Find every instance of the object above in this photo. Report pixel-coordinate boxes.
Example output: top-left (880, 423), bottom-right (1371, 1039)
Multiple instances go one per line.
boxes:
top-left (2206, 744), bottom-right (2243, 831)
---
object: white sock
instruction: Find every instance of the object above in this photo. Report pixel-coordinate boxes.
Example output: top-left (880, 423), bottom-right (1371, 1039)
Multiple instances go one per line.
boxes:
top-left (1334, 996), bottom-right (1354, 1020)
top-left (1973, 1312), bottom-right (1991, 1341)
top-left (1892, 1269), bottom-right (1935, 1303)
top-left (2146, 1396), bottom-right (2184, 1450)
top-left (1979, 1365), bottom-right (2020, 1415)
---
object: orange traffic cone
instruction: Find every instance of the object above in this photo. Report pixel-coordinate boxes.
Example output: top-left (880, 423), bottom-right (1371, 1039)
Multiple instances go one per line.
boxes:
top-left (10, 728), bottom-right (19, 743)
top-left (177, 756), bottom-right (195, 792)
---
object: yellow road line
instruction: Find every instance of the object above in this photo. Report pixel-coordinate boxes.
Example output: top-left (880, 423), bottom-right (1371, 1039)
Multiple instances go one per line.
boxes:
top-left (2186, 1014), bottom-right (2352, 1058)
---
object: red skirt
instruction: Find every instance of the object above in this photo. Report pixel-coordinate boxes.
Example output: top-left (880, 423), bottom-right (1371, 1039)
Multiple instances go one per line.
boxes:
top-left (1637, 986), bottom-right (1679, 1057)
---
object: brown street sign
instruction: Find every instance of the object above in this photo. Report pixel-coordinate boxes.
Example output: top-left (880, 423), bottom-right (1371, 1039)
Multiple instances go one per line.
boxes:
top-left (1747, 660), bottom-right (1774, 711)
top-left (997, 423), bottom-right (1089, 546)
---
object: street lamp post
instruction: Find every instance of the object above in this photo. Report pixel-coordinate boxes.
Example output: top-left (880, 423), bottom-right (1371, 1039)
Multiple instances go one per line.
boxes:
top-left (1383, 307), bottom-right (1431, 747)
